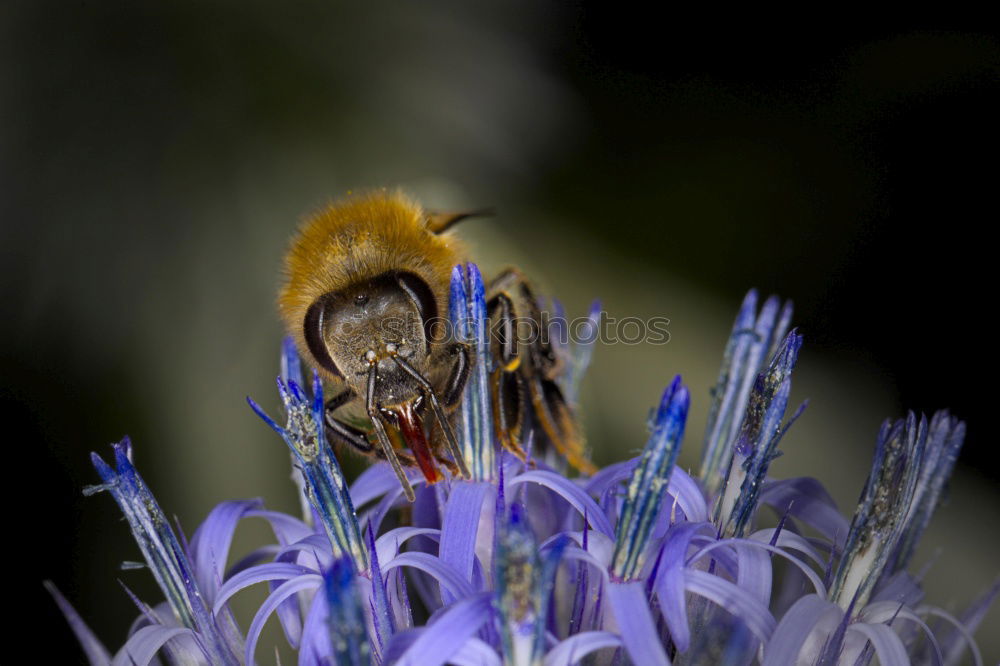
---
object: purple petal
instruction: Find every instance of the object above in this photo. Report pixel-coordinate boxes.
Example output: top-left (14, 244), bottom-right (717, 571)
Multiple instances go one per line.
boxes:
top-left (559, 544), bottom-right (612, 583)
top-left (749, 528), bottom-right (825, 568)
top-left (584, 459), bottom-right (636, 496)
top-left (734, 541), bottom-right (772, 607)
top-left (366, 522), bottom-right (395, 650)
top-left (846, 622), bottom-right (909, 666)
top-left (606, 581), bottom-right (671, 665)
top-left (382, 552), bottom-right (477, 603)
top-left (683, 569), bottom-right (776, 644)
top-left (690, 537), bottom-right (826, 597)
top-left (391, 592), bottom-right (494, 666)
top-left (275, 534), bottom-right (334, 572)
top-left (439, 482), bottom-right (492, 602)
top-left (654, 522), bottom-right (713, 653)
top-left (44, 581), bottom-right (112, 665)
top-left (760, 477), bottom-right (849, 549)
top-left (943, 577), bottom-right (999, 664)
top-left (297, 587), bottom-right (332, 666)
top-left (920, 606), bottom-right (985, 666)
top-left (872, 570), bottom-right (924, 608)
top-left (244, 574), bottom-right (323, 665)
top-left (762, 594), bottom-right (842, 666)
top-left (246, 509), bottom-right (315, 546)
top-left (508, 471), bottom-right (614, 537)
top-left (667, 468), bottom-right (708, 523)
top-left (351, 463), bottom-right (423, 510)
top-left (544, 631), bottom-right (622, 666)
top-left (448, 637), bottom-right (501, 666)
top-left (213, 562), bottom-right (317, 615)
top-left (188, 499), bottom-right (263, 603)
top-left (859, 602), bottom-right (943, 664)
top-left (374, 527), bottom-right (441, 564)
top-left (112, 625), bottom-right (203, 666)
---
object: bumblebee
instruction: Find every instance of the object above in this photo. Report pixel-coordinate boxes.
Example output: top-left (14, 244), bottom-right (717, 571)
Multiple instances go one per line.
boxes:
top-left (279, 190), bottom-right (591, 500)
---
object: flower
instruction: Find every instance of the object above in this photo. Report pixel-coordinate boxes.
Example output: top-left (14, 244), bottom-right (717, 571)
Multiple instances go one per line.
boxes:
top-left (49, 264), bottom-right (996, 665)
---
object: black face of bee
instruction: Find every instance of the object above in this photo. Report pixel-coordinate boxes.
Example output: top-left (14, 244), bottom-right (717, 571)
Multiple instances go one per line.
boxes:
top-left (304, 271), bottom-right (438, 407)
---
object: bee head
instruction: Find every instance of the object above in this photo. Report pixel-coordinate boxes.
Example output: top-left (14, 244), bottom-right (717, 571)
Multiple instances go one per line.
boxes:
top-left (303, 271), bottom-right (439, 394)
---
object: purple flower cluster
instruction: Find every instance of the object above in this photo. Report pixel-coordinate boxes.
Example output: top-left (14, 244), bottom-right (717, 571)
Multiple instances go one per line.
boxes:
top-left (50, 265), bottom-right (996, 665)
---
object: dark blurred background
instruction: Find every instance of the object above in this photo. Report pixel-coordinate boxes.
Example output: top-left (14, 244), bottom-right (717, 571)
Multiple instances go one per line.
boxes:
top-left (3, 2), bottom-right (997, 662)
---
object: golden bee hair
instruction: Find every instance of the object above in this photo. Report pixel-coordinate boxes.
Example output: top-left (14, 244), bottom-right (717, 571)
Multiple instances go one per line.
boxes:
top-left (278, 189), bottom-right (467, 379)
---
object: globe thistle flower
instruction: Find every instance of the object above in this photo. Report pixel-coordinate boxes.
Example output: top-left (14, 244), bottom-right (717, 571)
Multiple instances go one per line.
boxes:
top-left (49, 264), bottom-right (995, 665)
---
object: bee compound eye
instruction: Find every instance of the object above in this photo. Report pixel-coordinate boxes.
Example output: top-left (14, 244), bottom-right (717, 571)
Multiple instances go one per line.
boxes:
top-left (354, 294), bottom-right (369, 306)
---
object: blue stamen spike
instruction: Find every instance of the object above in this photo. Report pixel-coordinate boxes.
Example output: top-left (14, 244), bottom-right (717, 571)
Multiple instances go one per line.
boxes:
top-left (611, 376), bottom-right (690, 581)
top-left (715, 330), bottom-right (804, 538)
top-left (831, 412), bottom-right (927, 612)
top-left (448, 263), bottom-right (493, 481)
top-left (248, 361), bottom-right (368, 572)
top-left (700, 290), bottom-right (793, 495)
top-left (883, 410), bottom-right (966, 577)
top-left (88, 439), bottom-right (240, 665)
top-left (494, 503), bottom-right (569, 665)
top-left (325, 556), bottom-right (372, 666)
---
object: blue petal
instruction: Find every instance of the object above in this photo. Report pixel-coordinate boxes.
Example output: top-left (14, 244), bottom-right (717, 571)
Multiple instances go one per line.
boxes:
top-left (45, 581), bottom-right (112, 666)
top-left (374, 526), bottom-right (441, 564)
top-left (759, 477), bottom-right (849, 550)
top-left (688, 537), bottom-right (826, 597)
top-left (508, 471), bottom-right (614, 537)
top-left (447, 637), bottom-right (502, 666)
top-left (439, 482), bottom-right (493, 603)
top-left (654, 522), bottom-right (713, 653)
top-left (683, 569), bottom-right (776, 644)
top-left (244, 574), bottom-right (323, 665)
top-left (544, 631), bottom-right (622, 666)
top-left (189, 499), bottom-right (263, 604)
top-left (846, 622), bottom-right (909, 666)
top-left (366, 522), bottom-right (395, 650)
top-left (606, 581), bottom-right (671, 665)
top-left (213, 562), bottom-right (317, 615)
top-left (390, 592), bottom-right (494, 666)
top-left (297, 584), bottom-right (332, 666)
top-left (351, 463), bottom-right (422, 509)
top-left (382, 552), bottom-right (477, 603)
top-left (112, 625), bottom-right (203, 666)
top-left (762, 594), bottom-right (842, 665)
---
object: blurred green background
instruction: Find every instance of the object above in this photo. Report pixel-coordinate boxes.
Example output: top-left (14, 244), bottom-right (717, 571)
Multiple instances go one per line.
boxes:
top-left (3, 2), bottom-right (998, 661)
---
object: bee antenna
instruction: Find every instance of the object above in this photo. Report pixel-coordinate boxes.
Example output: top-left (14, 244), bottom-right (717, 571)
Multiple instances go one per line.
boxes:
top-left (425, 207), bottom-right (496, 235)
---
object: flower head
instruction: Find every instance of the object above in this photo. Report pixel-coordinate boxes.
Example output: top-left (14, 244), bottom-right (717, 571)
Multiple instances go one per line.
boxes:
top-left (50, 271), bottom-right (994, 665)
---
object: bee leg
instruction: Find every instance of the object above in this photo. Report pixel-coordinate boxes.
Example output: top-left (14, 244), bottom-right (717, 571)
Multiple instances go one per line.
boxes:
top-left (366, 361), bottom-right (416, 502)
top-left (528, 372), bottom-right (597, 474)
top-left (324, 389), bottom-right (376, 455)
top-left (485, 291), bottom-right (531, 464)
top-left (388, 352), bottom-right (471, 479)
top-left (440, 342), bottom-right (472, 409)
top-left (488, 268), bottom-right (563, 379)
top-left (488, 268), bottom-right (593, 473)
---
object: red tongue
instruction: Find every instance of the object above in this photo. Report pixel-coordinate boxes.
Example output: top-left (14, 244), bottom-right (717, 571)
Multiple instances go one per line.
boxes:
top-left (395, 401), bottom-right (442, 484)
